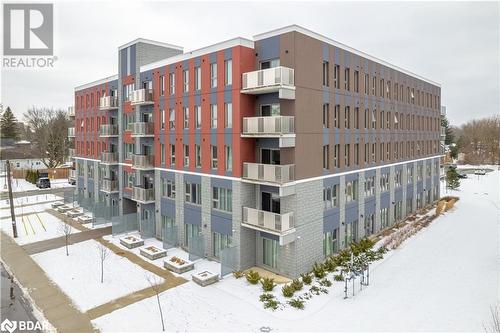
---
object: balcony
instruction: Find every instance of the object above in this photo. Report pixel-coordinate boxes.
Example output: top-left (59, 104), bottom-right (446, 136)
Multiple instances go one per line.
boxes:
top-left (242, 207), bottom-right (295, 245)
top-left (68, 148), bottom-right (75, 158)
top-left (241, 66), bottom-right (295, 99)
top-left (68, 127), bottom-right (75, 137)
top-left (132, 187), bottom-right (155, 204)
top-left (130, 89), bottom-right (154, 105)
top-left (242, 116), bottom-right (295, 147)
top-left (132, 154), bottom-right (154, 170)
top-left (68, 106), bottom-right (75, 117)
top-left (101, 179), bottom-right (119, 193)
top-left (101, 152), bottom-right (118, 165)
top-left (100, 124), bottom-right (118, 137)
top-left (99, 96), bottom-right (119, 110)
top-left (243, 163), bottom-right (295, 185)
top-left (131, 122), bottom-right (154, 137)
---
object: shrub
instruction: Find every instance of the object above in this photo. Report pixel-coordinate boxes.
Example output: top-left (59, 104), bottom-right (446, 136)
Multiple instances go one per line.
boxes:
top-left (300, 273), bottom-right (312, 285)
top-left (323, 257), bottom-right (337, 272)
top-left (282, 284), bottom-right (295, 298)
top-left (319, 278), bottom-right (332, 287)
top-left (288, 298), bottom-right (305, 310)
top-left (245, 270), bottom-right (260, 285)
top-left (312, 262), bottom-right (326, 279)
top-left (320, 287), bottom-right (329, 294)
top-left (260, 277), bottom-right (276, 292)
top-left (334, 274), bottom-right (344, 282)
top-left (233, 270), bottom-right (244, 279)
top-left (290, 279), bottom-right (303, 291)
top-left (263, 298), bottom-right (280, 310)
top-left (309, 286), bottom-right (321, 295)
top-left (259, 293), bottom-right (275, 302)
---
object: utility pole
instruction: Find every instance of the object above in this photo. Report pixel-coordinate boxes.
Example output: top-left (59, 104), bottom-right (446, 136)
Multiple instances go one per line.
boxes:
top-left (6, 160), bottom-right (18, 238)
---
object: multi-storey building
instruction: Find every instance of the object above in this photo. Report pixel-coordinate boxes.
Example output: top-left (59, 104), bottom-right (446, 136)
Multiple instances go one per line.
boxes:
top-left (70, 25), bottom-right (442, 278)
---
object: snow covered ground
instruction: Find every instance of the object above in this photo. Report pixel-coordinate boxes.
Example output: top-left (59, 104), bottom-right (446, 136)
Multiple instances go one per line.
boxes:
top-left (31, 239), bottom-right (164, 312)
top-left (0, 211), bottom-right (80, 245)
top-left (94, 168), bottom-right (499, 332)
top-left (0, 178), bottom-right (74, 193)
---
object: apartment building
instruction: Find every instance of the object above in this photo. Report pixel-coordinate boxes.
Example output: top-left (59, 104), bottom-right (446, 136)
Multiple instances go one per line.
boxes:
top-left (70, 25), bottom-right (443, 278)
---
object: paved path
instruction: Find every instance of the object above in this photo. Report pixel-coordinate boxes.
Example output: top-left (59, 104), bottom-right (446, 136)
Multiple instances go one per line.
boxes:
top-left (0, 187), bottom-right (73, 200)
top-left (86, 239), bottom-right (187, 320)
top-left (1, 231), bottom-right (97, 333)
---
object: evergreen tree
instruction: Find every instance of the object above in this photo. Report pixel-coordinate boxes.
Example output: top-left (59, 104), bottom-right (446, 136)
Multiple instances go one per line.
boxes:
top-left (446, 167), bottom-right (460, 190)
top-left (0, 107), bottom-right (19, 140)
top-left (441, 116), bottom-right (455, 145)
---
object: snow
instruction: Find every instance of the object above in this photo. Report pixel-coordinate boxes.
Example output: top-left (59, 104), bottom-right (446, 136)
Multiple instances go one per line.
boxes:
top-left (94, 168), bottom-right (500, 332)
top-left (0, 178), bottom-right (74, 193)
top-left (0, 211), bottom-right (80, 246)
top-left (31, 239), bottom-right (164, 312)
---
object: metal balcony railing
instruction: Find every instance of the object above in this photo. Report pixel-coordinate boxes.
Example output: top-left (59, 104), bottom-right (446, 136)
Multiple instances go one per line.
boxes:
top-left (101, 179), bottom-right (118, 192)
top-left (130, 89), bottom-right (154, 105)
top-left (99, 96), bottom-right (119, 110)
top-left (101, 152), bottom-right (118, 164)
top-left (132, 122), bottom-right (154, 136)
top-left (132, 154), bottom-right (154, 169)
top-left (242, 116), bottom-right (294, 136)
top-left (68, 127), bottom-right (75, 137)
top-left (100, 124), bottom-right (118, 137)
top-left (132, 187), bottom-right (155, 203)
top-left (242, 66), bottom-right (295, 94)
top-left (242, 207), bottom-right (295, 234)
top-left (242, 163), bottom-right (295, 184)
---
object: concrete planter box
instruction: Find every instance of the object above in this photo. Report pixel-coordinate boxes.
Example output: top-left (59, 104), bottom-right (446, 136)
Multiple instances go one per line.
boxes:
top-left (51, 202), bottom-right (64, 208)
top-left (163, 256), bottom-right (194, 274)
top-left (56, 205), bottom-right (73, 213)
top-left (192, 271), bottom-right (219, 287)
top-left (120, 235), bottom-right (144, 249)
top-left (78, 215), bottom-right (93, 224)
top-left (139, 245), bottom-right (166, 260)
top-left (67, 209), bottom-right (83, 218)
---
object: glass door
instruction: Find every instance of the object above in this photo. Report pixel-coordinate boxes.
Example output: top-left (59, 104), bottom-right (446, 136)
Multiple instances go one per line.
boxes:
top-left (263, 238), bottom-right (278, 268)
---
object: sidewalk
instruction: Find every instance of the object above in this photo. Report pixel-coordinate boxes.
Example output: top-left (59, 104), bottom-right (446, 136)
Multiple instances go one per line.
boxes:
top-left (1, 231), bottom-right (97, 333)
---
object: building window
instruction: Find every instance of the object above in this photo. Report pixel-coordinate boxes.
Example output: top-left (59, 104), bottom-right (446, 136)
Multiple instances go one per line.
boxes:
top-left (195, 144), bottom-right (201, 168)
top-left (354, 143), bottom-right (359, 165)
top-left (395, 169), bottom-right (402, 187)
top-left (160, 143), bottom-right (165, 164)
top-left (212, 187), bottom-right (232, 212)
top-left (169, 108), bottom-right (175, 130)
top-left (334, 104), bottom-right (340, 128)
top-left (322, 103), bottom-right (330, 128)
top-left (364, 74), bottom-right (369, 94)
top-left (364, 176), bottom-right (375, 197)
top-left (185, 182), bottom-right (201, 205)
top-left (195, 66), bottom-right (201, 91)
top-left (344, 144), bottom-right (350, 167)
top-left (334, 64), bottom-right (340, 89)
top-left (354, 107), bottom-right (359, 129)
top-left (345, 179), bottom-right (358, 202)
top-left (210, 104), bottom-right (217, 129)
top-left (344, 67), bottom-right (350, 91)
top-left (184, 223), bottom-right (201, 247)
top-left (159, 75), bottom-right (165, 96)
top-left (334, 144), bottom-right (340, 168)
top-left (211, 145), bottom-right (218, 169)
top-left (170, 144), bottom-right (175, 166)
top-left (323, 184), bottom-right (338, 209)
top-left (263, 238), bottom-right (278, 268)
top-left (183, 145), bottom-right (189, 167)
top-left (169, 72), bottom-right (175, 95)
top-left (344, 106), bottom-right (350, 129)
top-left (213, 232), bottom-right (232, 258)
top-left (160, 109), bottom-right (165, 130)
top-left (323, 145), bottom-right (330, 170)
top-left (183, 69), bottom-right (189, 92)
top-left (225, 145), bottom-right (232, 172)
top-left (224, 103), bottom-right (232, 128)
top-left (161, 178), bottom-right (176, 199)
top-left (322, 61), bottom-right (329, 86)
top-left (195, 106), bottom-right (201, 129)
top-left (183, 107), bottom-right (189, 129)
top-left (380, 173), bottom-right (389, 192)
top-left (354, 70), bottom-right (359, 92)
top-left (372, 76), bottom-right (376, 96)
top-left (225, 59), bottom-right (232, 85)
top-left (210, 63), bottom-right (217, 88)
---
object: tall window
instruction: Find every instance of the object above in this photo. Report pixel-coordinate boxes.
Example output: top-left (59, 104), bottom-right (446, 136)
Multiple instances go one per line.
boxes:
top-left (211, 145), bottom-right (218, 169)
top-left (224, 59), bottom-right (232, 85)
top-left (225, 145), bottom-right (232, 171)
top-left (344, 144), bottom-right (350, 167)
top-left (334, 144), bottom-right (340, 168)
top-left (185, 182), bottom-right (201, 205)
top-left (354, 70), bottom-right (359, 93)
top-left (195, 66), bottom-right (201, 91)
top-left (183, 107), bottom-right (189, 129)
top-left (354, 107), bottom-right (359, 129)
top-left (334, 64), bottom-right (340, 89)
top-left (183, 145), bottom-right (189, 166)
top-left (322, 103), bottom-right (330, 128)
top-left (323, 145), bottom-right (330, 170)
top-left (354, 143), bottom-right (359, 165)
top-left (169, 108), bottom-right (175, 130)
top-left (213, 232), bottom-right (232, 258)
top-left (159, 75), bottom-right (165, 95)
top-left (344, 106), bottom-right (350, 129)
top-left (364, 74), bottom-right (369, 94)
top-left (212, 187), bottom-right (232, 212)
top-left (211, 104), bottom-right (217, 129)
top-left (334, 104), bottom-right (340, 128)
top-left (345, 179), bottom-right (358, 202)
top-left (170, 144), bottom-right (175, 165)
top-left (344, 67), bottom-right (350, 91)
top-left (169, 72), bottom-right (175, 95)
top-left (160, 109), bottom-right (165, 129)
top-left (323, 184), bottom-right (339, 209)
top-left (210, 63), bottom-right (217, 88)
top-left (160, 143), bottom-right (165, 164)
top-left (224, 103), bottom-right (232, 128)
top-left (195, 106), bottom-right (201, 129)
top-left (183, 69), bottom-right (189, 92)
top-left (322, 61), bottom-right (329, 86)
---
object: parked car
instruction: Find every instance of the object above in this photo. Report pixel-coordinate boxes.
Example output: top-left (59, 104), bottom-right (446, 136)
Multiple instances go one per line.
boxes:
top-left (474, 169), bottom-right (486, 175)
top-left (68, 178), bottom-right (76, 185)
top-left (36, 177), bottom-right (51, 189)
top-left (458, 173), bottom-right (468, 179)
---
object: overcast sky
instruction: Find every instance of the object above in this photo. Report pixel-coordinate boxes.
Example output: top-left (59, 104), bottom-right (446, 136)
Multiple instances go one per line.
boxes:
top-left (1, 1), bottom-right (499, 126)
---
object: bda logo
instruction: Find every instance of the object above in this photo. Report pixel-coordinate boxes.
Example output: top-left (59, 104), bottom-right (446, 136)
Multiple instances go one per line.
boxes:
top-left (3, 3), bottom-right (53, 56)
top-left (0, 318), bottom-right (17, 333)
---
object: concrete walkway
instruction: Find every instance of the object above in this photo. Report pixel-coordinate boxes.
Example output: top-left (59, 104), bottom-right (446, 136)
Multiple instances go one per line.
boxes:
top-left (1, 231), bottom-right (97, 333)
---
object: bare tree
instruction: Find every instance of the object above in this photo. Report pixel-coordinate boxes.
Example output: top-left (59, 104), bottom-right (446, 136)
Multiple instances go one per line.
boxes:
top-left (58, 221), bottom-right (72, 256)
top-left (145, 273), bottom-right (165, 332)
top-left (96, 243), bottom-right (110, 283)
top-left (484, 304), bottom-right (500, 333)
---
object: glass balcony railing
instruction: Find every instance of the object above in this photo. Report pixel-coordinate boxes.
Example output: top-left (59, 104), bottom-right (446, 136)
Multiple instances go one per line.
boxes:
top-left (99, 96), bottom-right (119, 110)
top-left (243, 162), bottom-right (295, 184)
top-left (101, 152), bottom-right (118, 164)
top-left (132, 154), bottom-right (154, 169)
top-left (242, 207), bottom-right (295, 235)
top-left (101, 179), bottom-right (119, 193)
top-left (241, 66), bottom-right (295, 98)
top-left (132, 187), bottom-right (155, 203)
top-left (130, 89), bottom-right (154, 105)
top-left (132, 122), bottom-right (154, 137)
top-left (100, 124), bottom-right (118, 137)
top-left (242, 116), bottom-right (295, 136)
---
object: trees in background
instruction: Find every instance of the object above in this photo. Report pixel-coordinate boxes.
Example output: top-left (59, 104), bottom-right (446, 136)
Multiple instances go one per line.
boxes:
top-left (1, 107), bottom-right (20, 140)
top-left (446, 167), bottom-right (460, 190)
top-left (23, 107), bottom-right (70, 168)
top-left (455, 115), bottom-right (500, 165)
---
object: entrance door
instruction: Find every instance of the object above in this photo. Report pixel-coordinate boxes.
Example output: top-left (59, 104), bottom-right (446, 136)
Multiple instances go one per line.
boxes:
top-left (263, 238), bottom-right (278, 268)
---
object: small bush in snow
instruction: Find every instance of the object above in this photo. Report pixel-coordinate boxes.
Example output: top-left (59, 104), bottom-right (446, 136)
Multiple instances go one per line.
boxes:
top-left (233, 270), bottom-right (244, 279)
top-left (259, 293), bottom-right (275, 302)
top-left (312, 262), bottom-right (326, 279)
top-left (245, 270), bottom-right (260, 284)
top-left (334, 274), bottom-right (344, 282)
top-left (288, 298), bottom-right (305, 310)
top-left (319, 278), bottom-right (332, 287)
top-left (300, 273), bottom-right (312, 285)
top-left (282, 284), bottom-right (295, 298)
top-left (290, 279), bottom-right (303, 291)
top-left (260, 277), bottom-right (276, 292)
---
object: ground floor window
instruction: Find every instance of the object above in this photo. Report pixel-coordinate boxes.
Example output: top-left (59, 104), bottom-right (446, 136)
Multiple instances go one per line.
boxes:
top-left (380, 207), bottom-right (389, 229)
top-left (323, 229), bottom-right (339, 256)
top-left (263, 238), bottom-right (278, 268)
top-left (394, 201), bottom-right (403, 222)
top-left (417, 193), bottom-right (423, 209)
top-left (406, 197), bottom-right (413, 214)
top-left (364, 214), bottom-right (375, 236)
top-left (184, 223), bottom-right (201, 247)
top-left (213, 232), bottom-right (232, 258)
